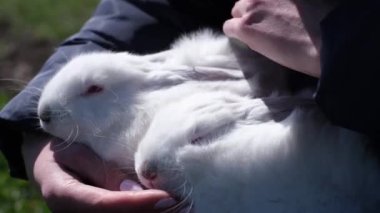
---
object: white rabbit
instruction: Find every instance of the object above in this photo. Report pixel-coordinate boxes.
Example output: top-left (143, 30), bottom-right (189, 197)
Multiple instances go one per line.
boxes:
top-left (135, 91), bottom-right (380, 212)
top-left (38, 30), bottom-right (253, 168)
top-left (38, 30), bottom-right (380, 212)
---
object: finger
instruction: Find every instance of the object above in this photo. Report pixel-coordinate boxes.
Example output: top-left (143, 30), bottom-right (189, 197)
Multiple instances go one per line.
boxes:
top-left (231, 0), bottom-right (243, 18)
top-left (47, 179), bottom-right (171, 213)
top-left (224, 15), bottom-right (265, 51)
top-left (223, 18), bottom-right (246, 39)
top-left (52, 141), bottom-right (126, 190)
top-left (231, 0), bottom-right (260, 18)
top-left (231, 0), bottom-right (250, 18)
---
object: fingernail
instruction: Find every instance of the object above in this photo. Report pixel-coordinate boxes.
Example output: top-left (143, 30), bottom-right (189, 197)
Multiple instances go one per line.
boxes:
top-left (154, 198), bottom-right (177, 210)
top-left (119, 179), bottom-right (143, 191)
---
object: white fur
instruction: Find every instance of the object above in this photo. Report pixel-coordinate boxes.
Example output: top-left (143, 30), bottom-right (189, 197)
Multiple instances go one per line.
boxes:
top-left (136, 93), bottom-right (380, 212)
top-left (39, 30), bottom-right (380, 212)
top-left (38, 30), bottom-right (250, 168)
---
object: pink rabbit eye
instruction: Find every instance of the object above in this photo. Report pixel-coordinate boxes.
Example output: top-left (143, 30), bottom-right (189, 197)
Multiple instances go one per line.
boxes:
top-left (83, 85), bottom-right (104, 96)
top-left (191, 136), bottom-right (204, 145)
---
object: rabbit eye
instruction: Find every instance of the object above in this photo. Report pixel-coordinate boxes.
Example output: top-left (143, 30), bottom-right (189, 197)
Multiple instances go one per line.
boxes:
top-left (191, 136), bottom-right (204, 145)
top-left (83, 85), bottom-right (104, 96)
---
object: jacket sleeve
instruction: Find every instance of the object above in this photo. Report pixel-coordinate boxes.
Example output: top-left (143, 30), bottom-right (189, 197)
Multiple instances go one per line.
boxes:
top-left (0, 0), bottom-right (213, 179)
top-left (315, 0), bottom-right (380, 139)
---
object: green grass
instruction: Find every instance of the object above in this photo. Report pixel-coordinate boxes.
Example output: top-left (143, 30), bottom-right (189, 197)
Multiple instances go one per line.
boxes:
top-left (0, 0), bottom-right (99, 212)
top-left (0, 92), bottom-right (9, 109)
top-left (0, 0), bottom-right (99, 41)
top-left (0, 92), bottom-right (49, 213)
top-left (0, 155), bottom-right (49, 213)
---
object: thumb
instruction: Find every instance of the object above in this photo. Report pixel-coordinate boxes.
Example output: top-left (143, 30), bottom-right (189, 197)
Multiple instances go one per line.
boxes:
top-left (223, 18), bottom-right (242, 39)
top-left (55, 181), bottom-right (170, 213)
top-left (223, 17), bottom-right (259, 50)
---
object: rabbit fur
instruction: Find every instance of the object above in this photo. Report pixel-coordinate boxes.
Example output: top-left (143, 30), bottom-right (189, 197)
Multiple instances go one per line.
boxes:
top-left (38, 30), bottom-right (380, 212)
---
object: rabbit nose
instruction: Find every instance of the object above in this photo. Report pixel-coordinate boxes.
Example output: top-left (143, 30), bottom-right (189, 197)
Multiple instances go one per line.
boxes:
top-left (39, 107), bottom-right (52, 123)
top-left (141, 161), bottom-right (158, 180)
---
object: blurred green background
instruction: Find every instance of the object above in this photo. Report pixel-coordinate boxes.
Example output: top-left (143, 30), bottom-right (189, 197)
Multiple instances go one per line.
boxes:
top-left (0, 0), bottom-right (99, 212)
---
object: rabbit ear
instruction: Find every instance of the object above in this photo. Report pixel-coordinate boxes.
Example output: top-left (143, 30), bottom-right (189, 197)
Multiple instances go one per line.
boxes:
top-left (190, 66), bottom-right (244, 80)
top-left (192, 121), bottom-right (234, 146)
top-left (144, 69), bottom-right (187, 88)
top-left (145, 65), bottom-right (245, 84)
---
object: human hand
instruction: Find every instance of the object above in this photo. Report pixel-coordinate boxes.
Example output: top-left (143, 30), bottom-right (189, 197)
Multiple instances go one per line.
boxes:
top-left (22, 133), bottom-right (175, 213)
top-left (223, 0), bottom-right (334, 77)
